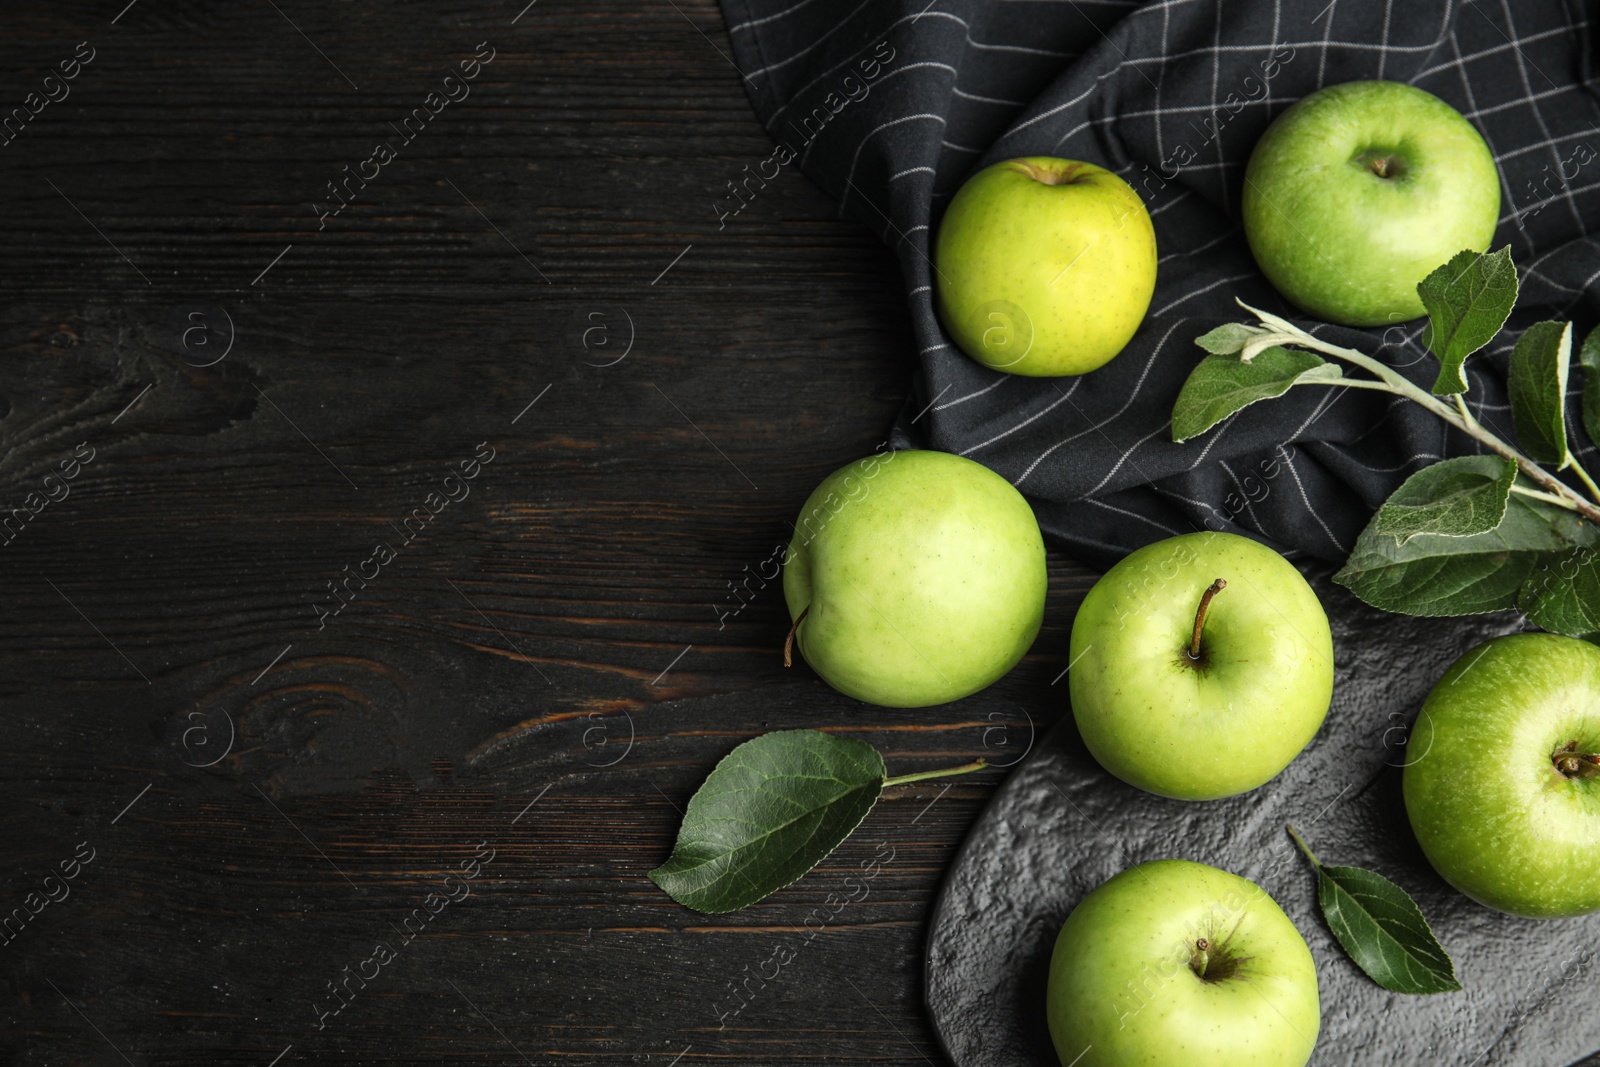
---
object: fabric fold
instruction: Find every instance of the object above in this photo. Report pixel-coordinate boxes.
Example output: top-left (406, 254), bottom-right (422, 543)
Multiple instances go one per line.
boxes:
top-left (720, 0), bottom-right (1600, 568)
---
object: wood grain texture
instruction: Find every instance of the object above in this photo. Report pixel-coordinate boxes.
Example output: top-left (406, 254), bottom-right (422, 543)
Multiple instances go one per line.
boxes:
top-left (0, 2), bottom-right (1099, 1063)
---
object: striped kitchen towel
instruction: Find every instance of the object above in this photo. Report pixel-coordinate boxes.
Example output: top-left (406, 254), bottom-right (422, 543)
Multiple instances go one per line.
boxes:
top-left (719, 0), bottom-right (1600, 567)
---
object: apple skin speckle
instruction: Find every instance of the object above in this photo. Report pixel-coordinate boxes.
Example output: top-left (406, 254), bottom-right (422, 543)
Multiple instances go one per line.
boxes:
top-left (934, 156), bottom-right (1158, 377)
top-left (1242, 80), bottom-right (1500, 326)
top-left (782, 449), bottom-right (1046, 708)
top-left (1404, 632), bottom-right (1600, 918)
top-left (1068, 531), bottom-right (1334, 800)
top-left (1047, 859), bottom-right (1320, 1067)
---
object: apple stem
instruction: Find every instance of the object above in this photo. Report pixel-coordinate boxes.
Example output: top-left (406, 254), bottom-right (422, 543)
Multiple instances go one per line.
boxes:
top-left (783, 605), bottom-right (809, 667)
top-left (1190, 938), bottom-right (1210, 978)
top-left (1188, 579), bottom-right (1227, 661)
top-left (1553, 742), bottom-right (1600, 780)
top-left (1285, 824), bottom-right (1322, 869)
top-left (882, 758), bottom-right (988, 788)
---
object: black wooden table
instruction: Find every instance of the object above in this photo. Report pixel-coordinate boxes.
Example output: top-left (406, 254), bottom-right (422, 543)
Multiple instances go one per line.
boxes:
top-left (0, 3), bottom-right (1096, 1063)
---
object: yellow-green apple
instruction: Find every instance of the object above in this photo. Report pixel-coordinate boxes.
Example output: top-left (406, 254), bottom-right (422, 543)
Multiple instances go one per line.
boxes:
top-left (782, 449), bottom-right (1045, 707)
top-left (1047, 859), bottom-right (1320, 1067)
top-left (934, 157), bottom-right (1157, 377)
top-left (1068, 532), bottom-right (1333, 799)
top-left (1404, 632), bottom-right (1600, 918)
top-left (1242, 80), bottom-right (1500, 326)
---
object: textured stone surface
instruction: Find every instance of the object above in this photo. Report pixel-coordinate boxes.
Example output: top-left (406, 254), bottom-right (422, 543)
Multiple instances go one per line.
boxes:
top-left (928, 568), bottom-right (1600, 1067)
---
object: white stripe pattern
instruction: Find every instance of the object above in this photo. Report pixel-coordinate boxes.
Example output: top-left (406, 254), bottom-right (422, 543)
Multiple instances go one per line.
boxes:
top-left (723, 0), bottom-right (1600, 565)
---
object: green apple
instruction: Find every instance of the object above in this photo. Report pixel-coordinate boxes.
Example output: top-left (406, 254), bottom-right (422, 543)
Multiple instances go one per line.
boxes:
top-left (1403, 632), bottom-right (1600, 918)
top-left (934, 157), bottom-right (1157, 377)
top-left (782, 449), bottom-right (1045, 707)
top-left (1242, 80), bottom-right (1500, 326)
top-left (1048, 859), bottom-right (1320, 1067)
top-left (1068, 532), bottom-right (1333, 800)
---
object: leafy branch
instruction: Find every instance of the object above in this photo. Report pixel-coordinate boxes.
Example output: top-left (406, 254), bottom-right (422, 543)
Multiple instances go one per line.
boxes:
top-left (1172, 247), bottom-right (1600, 634)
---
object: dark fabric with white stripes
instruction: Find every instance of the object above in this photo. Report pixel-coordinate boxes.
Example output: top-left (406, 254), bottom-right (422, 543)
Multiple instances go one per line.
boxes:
top-left (718, 0), bottom-right (1600, 569)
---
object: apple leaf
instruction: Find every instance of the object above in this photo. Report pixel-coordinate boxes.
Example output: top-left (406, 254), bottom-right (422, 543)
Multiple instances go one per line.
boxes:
top-left (1507, 320), bottom-right (1573, 466)
top-left (1368, 455), bottom-right (1518, 544)
top-left (1519, 547), bottom-right (1600, 640)
top-left (1194, 323), bottom-right (1270, 356)
top-left (650, 730), bottom-right (885, 913)
top-left (649, 730), bottom-right (985, 913)
top-left (1171, 348), bottom-right (1342, 443)
top-left (1579, 325), bottom-right (1600, 449)
top-left (1334, 491), bottom-right (1574, 616)
top-left (1418, 247), bottom-right (1518, 396)
top-left (1287, 827), bottom-right (1461, 995)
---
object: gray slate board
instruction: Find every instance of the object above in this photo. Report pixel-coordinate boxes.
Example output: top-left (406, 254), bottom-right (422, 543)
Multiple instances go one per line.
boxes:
top-left (927, 568), bottom-right (1600, 1067)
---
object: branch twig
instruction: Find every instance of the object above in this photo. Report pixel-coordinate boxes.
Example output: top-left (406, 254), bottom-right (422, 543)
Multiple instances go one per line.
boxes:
top-left (1239, 302), bottom-right (1600, 527)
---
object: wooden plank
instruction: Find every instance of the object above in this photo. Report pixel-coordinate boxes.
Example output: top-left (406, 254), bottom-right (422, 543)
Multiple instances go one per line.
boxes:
top-left (0, 1), bottom-right (1100, 1062)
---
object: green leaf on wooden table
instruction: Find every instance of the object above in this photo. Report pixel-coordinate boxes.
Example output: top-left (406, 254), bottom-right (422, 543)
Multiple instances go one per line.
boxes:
top-left (1335, 491), bottom-right (1573, 615)
top-left (650, 730), bottom-right (885, 913)
top-left (1520, 547), bottom-right (1600, 640)
top-left (1171, 348), bottom-right (1342, 443)
top-left (1287, 826), bottom-right (1460, 994)
top-left (1194, 323), bottom-right (1271, 356)
top-left (649, 730), bottom-right (986, 913)
top-left (1368, 455), bottom-right (1518, 544)
top-left (1507, 320), bottom-right (1574, 466)
top-left (1576, 324), bottom-right (1600, 449)
top-left (1419, 247), bottom-right (1518, 395)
